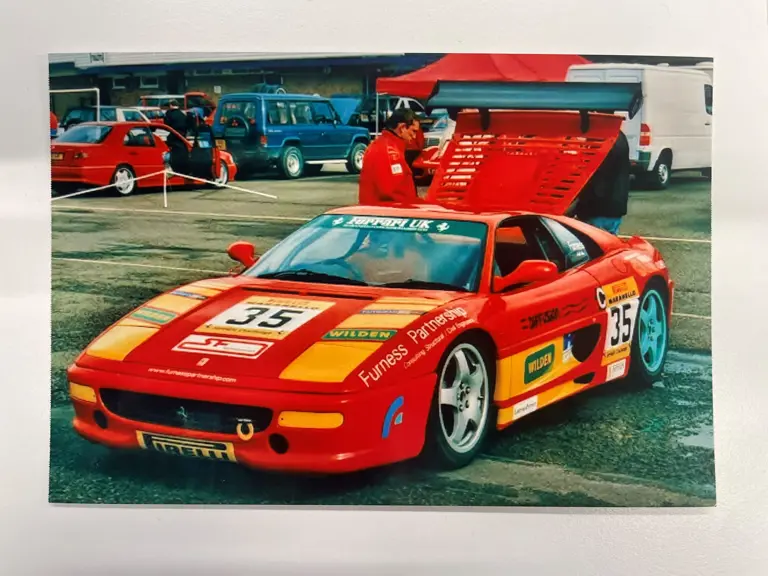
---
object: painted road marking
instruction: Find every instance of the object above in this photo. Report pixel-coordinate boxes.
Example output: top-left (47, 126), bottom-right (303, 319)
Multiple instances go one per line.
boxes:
top-left (52, 257), bottom-right (222, 275)
top-left (52, 256), bottom-right (711, 320)
top-left (53, 205), bottom-right (310, 223)
top-left (52, 206), bottom-right (711, 245)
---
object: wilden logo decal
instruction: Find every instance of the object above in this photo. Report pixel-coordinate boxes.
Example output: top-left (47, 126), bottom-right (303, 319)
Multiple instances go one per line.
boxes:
top-left (322, 329), bottom-right (396, 341)
top-left (524, 344), bottom-right (555, 384)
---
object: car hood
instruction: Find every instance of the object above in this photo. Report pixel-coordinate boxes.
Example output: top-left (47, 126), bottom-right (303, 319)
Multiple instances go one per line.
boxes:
top-left (78, 277), bottom-right (468, 393)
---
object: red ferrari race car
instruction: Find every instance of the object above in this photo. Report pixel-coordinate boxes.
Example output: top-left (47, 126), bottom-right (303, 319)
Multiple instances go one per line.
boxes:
top-left (51, 121), bottom-right (237, 196)
top-left (66, 82), bottom-right (673, 474)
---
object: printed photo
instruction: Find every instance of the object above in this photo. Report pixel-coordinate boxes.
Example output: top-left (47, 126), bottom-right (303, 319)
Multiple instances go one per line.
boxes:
top-left (49, 52), bottom-right (714, 506)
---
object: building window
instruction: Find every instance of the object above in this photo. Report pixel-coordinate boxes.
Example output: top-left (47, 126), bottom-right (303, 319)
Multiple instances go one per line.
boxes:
top-left (112, 77), bottom-right (127, 90)
top-left (140, 76), bottom-right (160, 89)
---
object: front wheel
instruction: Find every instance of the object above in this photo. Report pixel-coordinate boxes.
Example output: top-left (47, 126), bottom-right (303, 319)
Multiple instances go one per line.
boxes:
top-left (628, 281), bottom-right (670, 386)
top-left (346, 141), bottom-right (367, 174)
top-left (423, 335), bottom-right (495, 470)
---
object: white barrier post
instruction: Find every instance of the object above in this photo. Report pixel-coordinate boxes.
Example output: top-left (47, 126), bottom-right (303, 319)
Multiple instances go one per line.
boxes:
top-left (163, 170), bottom-right (168, 208)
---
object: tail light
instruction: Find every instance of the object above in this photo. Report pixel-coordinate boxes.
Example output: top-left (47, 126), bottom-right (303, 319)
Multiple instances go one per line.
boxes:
top-left (220, 116), bottom-right (227, 124)
top-left (639, 123), bottom-right (651, 146)
top-left (259, 135), bottom-right (267, 146)
top-left (73, 151), bottom-right (88, 159)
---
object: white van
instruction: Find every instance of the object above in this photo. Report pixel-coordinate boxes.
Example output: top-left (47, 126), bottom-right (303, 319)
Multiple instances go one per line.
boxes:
top-left (566, 63), bottom-right (713, 189)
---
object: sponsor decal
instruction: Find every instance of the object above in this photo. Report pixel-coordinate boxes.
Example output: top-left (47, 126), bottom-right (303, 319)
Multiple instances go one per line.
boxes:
top-left (407, 307), bottom-right (469, 343)
top-left (524, 344), bottom-right (555, 384)
top-left (170, 289), bottom-right (208, 301)
top-left (520, 307), bottom-right (559, 330)
top-left (327, 215), bottom-right (478, 236)
top-left (561, 298), bottom-right (590, 318)
top-left (147, 367), bottom-right (237, 383)
top-left (391, 163), bottom-right (403, 175)
top-left (359, 308), bottom-right (425, 316)
top-left (601, 280), bottom-right (640, 365)
top-left (136, 431), bottom-right (237, 462)
top-left (513, 396), bottom-right (538, 420)
top-left (172, 334), bottom-right (272, 359)
top-left (596, 287), bottom-right (607, 309)
top-left (563, 333), bottom-right (575, 363)
top-left (358, 344), bottom-right (409, 387)
top-left (130, 306), bottom-right (177, 325)
top-left (200, 296), bottom-right (333, 339)
top-left (606, 358), bottom-right (627, 382)
top-left (381, 396), bottom-right (405, 439)
top-left (322, 329), bottom-right (396, 342)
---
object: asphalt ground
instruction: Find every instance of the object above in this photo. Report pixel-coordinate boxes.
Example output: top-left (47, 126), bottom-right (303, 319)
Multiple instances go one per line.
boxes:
top-left (49, 168), bottom-right (714, 506)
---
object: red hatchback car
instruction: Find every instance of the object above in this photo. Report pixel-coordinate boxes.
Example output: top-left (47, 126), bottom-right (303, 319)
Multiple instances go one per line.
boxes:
top-left (51, 121), bottom-right (237, 196)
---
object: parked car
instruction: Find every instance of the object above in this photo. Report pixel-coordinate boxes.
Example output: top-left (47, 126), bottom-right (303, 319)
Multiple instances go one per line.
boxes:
top-left (338, 94), bottom-right (435, 134)
top-left (211, 92), bottom-right (370, 179)
top-left (566, 63), bottom-right (713, 188)
top-left (50, 121), bottom-right (236, 196)
top-left (58, 106), bottom-right (149, 135)
top-left (138, 92), bottom-right (217, 125)
top-left (135, 106), bottom-right (165, 121)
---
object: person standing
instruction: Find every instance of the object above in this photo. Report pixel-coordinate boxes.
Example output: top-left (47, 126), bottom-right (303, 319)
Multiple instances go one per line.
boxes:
top-left (570, 129), bottom-right (631, 234)
top-left (358, 108), bottom-right (422, 206)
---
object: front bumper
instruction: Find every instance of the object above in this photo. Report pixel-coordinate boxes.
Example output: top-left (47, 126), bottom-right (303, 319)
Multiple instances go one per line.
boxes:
top-left (67, 364), bottom-right (437, 474)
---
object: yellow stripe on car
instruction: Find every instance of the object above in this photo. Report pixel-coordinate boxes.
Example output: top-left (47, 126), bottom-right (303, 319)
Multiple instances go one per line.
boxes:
top-left (279, 341), bottom-right (382, 382)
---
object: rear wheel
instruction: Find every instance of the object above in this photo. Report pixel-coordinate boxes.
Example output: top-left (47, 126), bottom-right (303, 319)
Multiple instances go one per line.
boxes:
top-left (346, 141), bottom-right (367, 174)
top-left (423, 335), bottom-right (495, 469)
top-left (279, 146), bottom-right (304, 179)
top-left (214, 160), bottom-right (229, 187)
top-left (628, 280), bottom-right (669, 386)
top-left (644, 152), bottom-right (672, 190)
top-left (111, 165), bottom-right (137, 196)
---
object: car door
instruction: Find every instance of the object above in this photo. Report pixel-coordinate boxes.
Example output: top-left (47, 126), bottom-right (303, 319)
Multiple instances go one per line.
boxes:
top-left (308, 100), bottom-right (345, 159)
top-left (288, 100), bottom-right (322, 160)
top-left (490, 216), bottom-right (603, 409)
top-left (122, 126), bottom-right (166, 186)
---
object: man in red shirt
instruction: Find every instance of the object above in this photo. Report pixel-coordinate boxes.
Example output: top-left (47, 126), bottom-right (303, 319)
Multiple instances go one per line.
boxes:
top-left (358, 108), bottom-right (421, 205)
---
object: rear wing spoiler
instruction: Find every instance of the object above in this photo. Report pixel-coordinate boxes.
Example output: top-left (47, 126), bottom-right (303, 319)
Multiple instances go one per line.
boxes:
top-left (425, 80), bottom-right (643, 132)
top-left (422, 81), bottom-right (642, 214)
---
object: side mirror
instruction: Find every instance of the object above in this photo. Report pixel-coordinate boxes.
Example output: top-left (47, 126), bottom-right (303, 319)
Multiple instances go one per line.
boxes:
top-left (227, 241), bottom-right (258, 268)
top-left (493, 260), bottom-right (558, 293)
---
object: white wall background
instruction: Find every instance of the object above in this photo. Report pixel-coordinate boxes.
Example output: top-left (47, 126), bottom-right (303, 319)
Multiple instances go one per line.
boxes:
top-left (1, 0), bottom-right (766, 574)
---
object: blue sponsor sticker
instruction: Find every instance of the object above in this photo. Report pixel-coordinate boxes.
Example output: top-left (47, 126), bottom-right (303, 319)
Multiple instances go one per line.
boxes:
top-left (171, 289), bottom-right (208, 301)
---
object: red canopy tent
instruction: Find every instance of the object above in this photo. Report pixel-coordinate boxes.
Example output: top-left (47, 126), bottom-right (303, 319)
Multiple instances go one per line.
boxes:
top-left (376, 53), bottom-right (591, 100)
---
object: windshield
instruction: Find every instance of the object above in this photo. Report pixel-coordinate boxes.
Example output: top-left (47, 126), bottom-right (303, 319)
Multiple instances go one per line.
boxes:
top-left (55, 125), bottom-right (112, 143)
top-left (245, 214), bottom-right (488, 292)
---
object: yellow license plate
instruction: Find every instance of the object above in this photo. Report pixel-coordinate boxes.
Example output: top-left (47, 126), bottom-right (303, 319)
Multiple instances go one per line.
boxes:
top-left (51, 153), bottom-right (63, 161)
top-left (215, 139), bottom-right (226, 150)
top-left (136, 431), bottom-right (237, 462)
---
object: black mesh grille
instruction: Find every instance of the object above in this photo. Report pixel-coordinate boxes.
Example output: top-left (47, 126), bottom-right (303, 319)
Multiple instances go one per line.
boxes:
top-left (100, 389), bottom-right (273, 435)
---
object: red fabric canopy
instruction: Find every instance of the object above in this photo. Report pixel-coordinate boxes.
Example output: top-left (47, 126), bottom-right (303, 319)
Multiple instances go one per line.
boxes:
top-left (376, 54), bottom-right (591, 100)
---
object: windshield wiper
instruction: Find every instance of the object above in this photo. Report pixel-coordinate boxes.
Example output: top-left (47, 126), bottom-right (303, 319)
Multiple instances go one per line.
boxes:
top-left (256, 269), bottom-right (368, 286)
top-left (379, 279), bottom-right (468, 292)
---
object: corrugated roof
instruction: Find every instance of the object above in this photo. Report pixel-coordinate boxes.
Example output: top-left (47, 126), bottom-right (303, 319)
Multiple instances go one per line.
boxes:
top-left (49, 52), bottom-right (403, 69)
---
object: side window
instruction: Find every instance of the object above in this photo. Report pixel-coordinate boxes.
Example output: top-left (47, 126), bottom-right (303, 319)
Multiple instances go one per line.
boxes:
top-left (408, 99), bottom-right (425, 114)
top-left (493, 218), bottom-right (552, 277)
top-left (310, 101), bottom-right (335, 124)
top-left (704, 84), bottom-right (713, 115)
top-left (123, 110), bottom-right (142, 121)
top-left (101, 108), bottom-right (117, 121)
top-left (542, 218), bottom-right (600, 269)
top-left (123, 127), bottom-right (154, 147)
top-left (266, 101), bottom-right (291, 125)
top-left (290, 102), bottom-right (313, 124)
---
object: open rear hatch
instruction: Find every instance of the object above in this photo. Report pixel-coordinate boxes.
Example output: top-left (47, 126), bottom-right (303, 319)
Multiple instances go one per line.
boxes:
top-left (423, 80), bottom-right (642, 215)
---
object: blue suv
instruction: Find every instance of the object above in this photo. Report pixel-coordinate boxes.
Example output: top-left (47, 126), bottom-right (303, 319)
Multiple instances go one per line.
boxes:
top-left (212, 93), bottom-right (370, 179)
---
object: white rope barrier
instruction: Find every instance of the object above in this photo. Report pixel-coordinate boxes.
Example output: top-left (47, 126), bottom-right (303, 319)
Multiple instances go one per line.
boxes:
top-left (51, 168), bottom-right (278, 205)
top-left (50, 170), bottom-right (168, 201)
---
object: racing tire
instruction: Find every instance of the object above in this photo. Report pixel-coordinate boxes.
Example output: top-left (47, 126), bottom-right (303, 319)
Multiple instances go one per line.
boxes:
top-left (279, 146), bottom-right (304, 179)
top-left (423, 334), bottom-right (496, 470)
top-left (627, 279), bottom-right (670, 387)
top-left (346, 141), bottom-right (367, 174)
top-left (111, 165), bottom-right (137, 196)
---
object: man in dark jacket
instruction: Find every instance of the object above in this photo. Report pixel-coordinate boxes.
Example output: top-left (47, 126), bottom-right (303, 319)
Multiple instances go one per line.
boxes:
top-left (163, 100), bottom-right (190, 173)
top-left (570, 129), bottom-right (630, 234)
